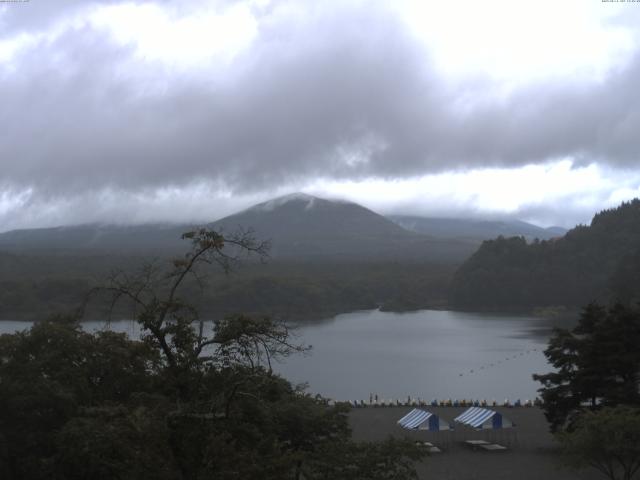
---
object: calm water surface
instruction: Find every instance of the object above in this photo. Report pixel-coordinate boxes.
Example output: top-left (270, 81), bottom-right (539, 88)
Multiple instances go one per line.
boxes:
top-left (277, 309), bottom-right (567, 402)
top-left (0, 309), bottom-right (570, 402)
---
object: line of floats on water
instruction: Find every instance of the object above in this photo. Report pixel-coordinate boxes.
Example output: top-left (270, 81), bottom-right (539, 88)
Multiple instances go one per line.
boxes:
top-left (326, 396), bottom-right (542, 408)
top-left (458, 347), bottom-right (541, 377)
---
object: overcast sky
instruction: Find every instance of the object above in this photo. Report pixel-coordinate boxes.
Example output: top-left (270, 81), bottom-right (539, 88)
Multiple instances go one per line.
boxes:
top-left (1, 0), bottom-right (640, 231)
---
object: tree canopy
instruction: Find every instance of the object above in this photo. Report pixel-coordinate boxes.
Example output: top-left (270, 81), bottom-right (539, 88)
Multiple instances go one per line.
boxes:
top-left (558, 406), bottom-right (640, 480)
top-left (0, 228), bottom-right (425, 479)
top-left (533, 303), bottom-right (640, 432)
top-left (450, 199), bottom-right (640, 310)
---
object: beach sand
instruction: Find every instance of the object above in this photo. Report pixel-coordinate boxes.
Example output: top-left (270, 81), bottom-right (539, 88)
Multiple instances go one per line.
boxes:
top-left (349, 406), bottom-right (602, 480)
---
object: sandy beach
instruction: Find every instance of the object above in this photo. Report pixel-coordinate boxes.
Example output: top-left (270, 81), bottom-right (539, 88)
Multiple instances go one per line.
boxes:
top-left (349, 406), bottom-right (602, 480)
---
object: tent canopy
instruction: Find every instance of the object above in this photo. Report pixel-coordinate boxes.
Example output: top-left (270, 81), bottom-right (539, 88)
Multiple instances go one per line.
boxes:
top-left (397, 408), bottom-right (451, 431)
top-left (454, 407), bottom-right (514, 429)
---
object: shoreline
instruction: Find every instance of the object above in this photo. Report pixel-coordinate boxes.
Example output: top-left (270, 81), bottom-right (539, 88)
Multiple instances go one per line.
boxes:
top-left (0, 303), bottom-right (582, 323)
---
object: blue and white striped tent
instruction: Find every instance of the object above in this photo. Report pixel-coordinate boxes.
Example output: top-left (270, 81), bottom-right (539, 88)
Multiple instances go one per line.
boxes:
top-left (454, 407), bottom-right (514, 430)
top-left (397, 409), bottom-right (452, 431)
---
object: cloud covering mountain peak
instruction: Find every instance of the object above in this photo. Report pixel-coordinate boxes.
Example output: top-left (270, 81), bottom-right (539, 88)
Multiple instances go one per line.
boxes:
top-left (1, 0), bottom-right (640, 230)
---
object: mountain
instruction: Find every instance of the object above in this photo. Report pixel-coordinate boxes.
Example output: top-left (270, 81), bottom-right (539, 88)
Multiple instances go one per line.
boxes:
top-left (388, 215), bottom-right (567, 241)
top-left (450, 199), bottom-right (640, 310)
top-left (0, 193), bottom-right (477, 263)
top-left (211, 193), bottom-right (476, 262)
top-left (0, 223), bottom-right (188, 254)
top-left (0, 193), bottom-right (477, 320)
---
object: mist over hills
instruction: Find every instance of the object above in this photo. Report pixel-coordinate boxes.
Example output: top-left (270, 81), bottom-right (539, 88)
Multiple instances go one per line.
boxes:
top-left (0, 223), bottom-right (188, 254)
top-left (212, 193), bottom-right (416, 259)
top-left (4, 193), bottom-right (638, 321)
top-left (0, 193), bottom-right (563, 263)
top-left (389, 216), bottom-right (566, 241)
top-left (0, 191), bottom-right (570, 320)
top-left (210, 193), bottom-right (477, 262)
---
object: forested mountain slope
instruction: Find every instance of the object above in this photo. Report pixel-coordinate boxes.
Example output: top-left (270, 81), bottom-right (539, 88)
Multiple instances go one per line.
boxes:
top-left (0, 193), bottom-right (477, 263)
top-left (0, 223), bottom-right (187, 254)
top-left (388, 215), bottom-right (566, 241)
top-left (212, 193), bottom-right (476, 262)
top-left (0, 193), bottom-right (465, 320)
top-left (450, 199), bottom-right (640, 309)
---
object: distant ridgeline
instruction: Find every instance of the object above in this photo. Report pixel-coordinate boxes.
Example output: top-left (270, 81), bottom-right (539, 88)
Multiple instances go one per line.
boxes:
top-left (450, 199), bottom-right (640, 310)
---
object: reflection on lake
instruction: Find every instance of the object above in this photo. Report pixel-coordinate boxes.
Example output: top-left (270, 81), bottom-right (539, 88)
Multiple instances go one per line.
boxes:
top-left (0, 309), bottom-right (573, 402)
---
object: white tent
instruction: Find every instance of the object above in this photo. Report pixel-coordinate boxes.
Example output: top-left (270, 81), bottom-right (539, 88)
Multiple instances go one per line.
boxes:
top-left (454, 407), bottom-right (514, 429)
top-left (397, 408), bottom-right (452, 431)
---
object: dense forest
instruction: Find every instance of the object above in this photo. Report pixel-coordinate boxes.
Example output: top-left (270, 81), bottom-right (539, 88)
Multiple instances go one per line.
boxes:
top-left (450, 199), bottom-right (640, 310)
top-left (0, 228), bottom-right (425, 479)
top-left (0, 194), bottom-right (469, 321)
top-left (0, 318), bottom-right (426, 479)
top-left (4, 198), bottom-right (640, 320)
top-left (533, 302), bottom-right (640, 480)
top-left (0, 255), bottom-right (454, 321)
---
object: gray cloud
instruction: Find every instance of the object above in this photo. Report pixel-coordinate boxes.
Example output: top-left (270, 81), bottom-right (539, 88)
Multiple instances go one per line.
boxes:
top-left (0, 0), bottom-right (107, 36)
top-left (1, 0), bottom-right (640, 209)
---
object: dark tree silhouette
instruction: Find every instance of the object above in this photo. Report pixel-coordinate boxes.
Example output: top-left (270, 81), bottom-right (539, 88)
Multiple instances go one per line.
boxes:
top-left (534, 303), bottom-right (640, 432)
top-left (558, 406), bottom-right (640, 480)
top-left (0, 228), bottom-right (426, 479)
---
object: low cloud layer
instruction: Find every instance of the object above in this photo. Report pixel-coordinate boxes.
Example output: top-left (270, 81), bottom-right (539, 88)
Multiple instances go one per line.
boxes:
top-left (1, 0), bottom-right (640, 229)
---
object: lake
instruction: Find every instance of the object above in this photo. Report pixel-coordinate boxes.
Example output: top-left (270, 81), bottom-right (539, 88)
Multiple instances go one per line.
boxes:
top-left (0, 309), bottom-right (569, 402)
